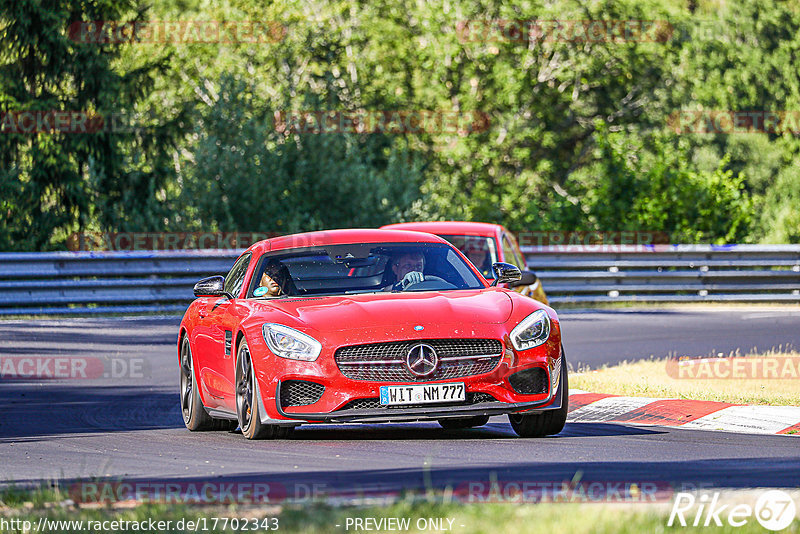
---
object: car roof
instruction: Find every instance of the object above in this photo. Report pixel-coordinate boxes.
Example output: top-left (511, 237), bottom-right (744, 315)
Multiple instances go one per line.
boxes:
top-left (246, 228), bottom-right (449, 254)
top-left (380, 221), bottom-right (504, 237)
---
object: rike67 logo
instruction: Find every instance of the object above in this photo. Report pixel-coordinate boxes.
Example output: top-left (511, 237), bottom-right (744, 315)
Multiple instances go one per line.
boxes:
top-left (669, 490), bottom-right (797, 531)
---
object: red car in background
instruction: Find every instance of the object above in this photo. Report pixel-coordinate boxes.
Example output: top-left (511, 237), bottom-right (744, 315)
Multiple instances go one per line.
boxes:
top-left (381, 222), bottom-right (549, 305)
top-left (179, 229), bottom-right (567, 439)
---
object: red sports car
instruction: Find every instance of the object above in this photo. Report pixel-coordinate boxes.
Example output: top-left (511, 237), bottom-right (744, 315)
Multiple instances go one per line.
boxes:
top-left (178, 229), bottom-right (567, 439)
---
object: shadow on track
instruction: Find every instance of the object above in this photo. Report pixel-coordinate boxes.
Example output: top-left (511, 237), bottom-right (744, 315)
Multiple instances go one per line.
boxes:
top-left (0, 385), bottom-right (183, 441)
top-left (10, 454), bottom-right (799, 497)
top-left (0, 319), bottom-right (179, 347)
top-left (284, 421), bottom-right (665, 441)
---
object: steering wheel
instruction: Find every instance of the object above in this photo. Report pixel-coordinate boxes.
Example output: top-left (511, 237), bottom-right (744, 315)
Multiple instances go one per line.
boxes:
top-left (404, 276), bottom-right (457, 291)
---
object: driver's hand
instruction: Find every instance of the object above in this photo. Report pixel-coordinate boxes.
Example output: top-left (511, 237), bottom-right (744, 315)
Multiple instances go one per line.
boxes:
top-left (401, 271), bottom-right (424, 289)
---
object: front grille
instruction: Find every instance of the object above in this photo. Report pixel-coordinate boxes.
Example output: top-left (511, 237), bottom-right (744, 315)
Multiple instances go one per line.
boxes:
top-left (342, 398), bottom-right (383, 410)
top-left (280, 380), bottom-right (325, 407)
top-left (508, 367), bottom-right (548, 395)
top-left (338, 392), bottom-right (498, 412)
top-left (335, 339), bottom-right (503, 382)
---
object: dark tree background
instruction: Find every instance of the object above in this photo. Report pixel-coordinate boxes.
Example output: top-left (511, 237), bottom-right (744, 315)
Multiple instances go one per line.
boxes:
top-left (1, 0), bottom-right (799, 250)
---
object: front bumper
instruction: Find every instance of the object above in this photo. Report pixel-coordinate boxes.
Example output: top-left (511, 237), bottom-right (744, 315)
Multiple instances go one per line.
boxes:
top-left (272, 377), bottom-right (564, 424)
top-left (250, 321), bottom-right (563, 424)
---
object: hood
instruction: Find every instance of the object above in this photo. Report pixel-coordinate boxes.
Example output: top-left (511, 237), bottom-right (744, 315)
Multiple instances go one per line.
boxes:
top-left (248, 289), bottom-right (514, 331)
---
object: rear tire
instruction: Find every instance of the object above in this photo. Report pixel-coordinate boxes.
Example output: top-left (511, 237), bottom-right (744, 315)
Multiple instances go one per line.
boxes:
top-left (438, 415), bottom-right (490, 430)
top-left (508, 348), bottom-right (568, 438)
top-left (180, 336), bottom-right (236, 431)
top-left (236, 340), bottom-right (295, 440)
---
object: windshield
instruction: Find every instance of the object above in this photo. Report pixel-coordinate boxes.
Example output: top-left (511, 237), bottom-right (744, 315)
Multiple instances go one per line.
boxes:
top-left (248, 242), bottom-right (485, 298)
top-left (438, 235), bottom-right (498, 279)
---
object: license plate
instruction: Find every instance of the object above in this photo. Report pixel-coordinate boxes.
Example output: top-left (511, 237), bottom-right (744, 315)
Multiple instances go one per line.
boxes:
top-left (379, 382), bottom-right (465, 406)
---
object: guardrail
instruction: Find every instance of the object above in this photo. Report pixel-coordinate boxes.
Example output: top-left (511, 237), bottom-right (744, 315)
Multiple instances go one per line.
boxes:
top-left (0, 251), bottom-right (240, 316)
top-left (524, 244), bottom-right (800, 304)
top-left (0, 245), bottom-right (798, 315)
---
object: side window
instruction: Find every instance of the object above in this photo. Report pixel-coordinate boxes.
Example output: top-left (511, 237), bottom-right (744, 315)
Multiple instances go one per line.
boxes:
top-left (224, 253), bottom-right (251, 298)
top-left (506, 232), bottom-right (526, 269)
top-left (501, 235), bottom-right (521, 268)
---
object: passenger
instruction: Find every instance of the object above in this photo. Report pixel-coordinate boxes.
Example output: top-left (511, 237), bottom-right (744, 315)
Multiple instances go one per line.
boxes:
top-left (257, 271), bottom-right (283, 297)
top-left (385, 252), bottom-right (426, 290)
top-left (254, 260), bottom-right (296, 297)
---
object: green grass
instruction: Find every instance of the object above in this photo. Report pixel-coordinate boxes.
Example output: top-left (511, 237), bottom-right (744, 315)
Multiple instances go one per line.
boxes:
top-left (572, 350), bottom-right (800, 405)
top-left (2, 487), bottom-right (798, 533)
top-left (0, 499), bottom-right (789, 534)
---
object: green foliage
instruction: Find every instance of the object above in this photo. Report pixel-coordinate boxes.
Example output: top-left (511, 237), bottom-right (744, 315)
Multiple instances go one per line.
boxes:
top-left (181, 76), bottom-right (424, 233)
top-left (758, 164), bottom-right (800, 242)
top-left (2, 0), bottom-right (799, 249)
top-left (667, 0), bottom-right (800, 242)
top-left (579, 125), bottom-right (753, 243)
top-left (0, 0), bottom-right (184, 250)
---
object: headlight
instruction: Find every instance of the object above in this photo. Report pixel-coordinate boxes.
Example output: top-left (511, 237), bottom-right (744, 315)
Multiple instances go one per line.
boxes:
top-left (262, 323), bottom-right (322, 362)
top-left (509, 309), bottom-right (551, 351)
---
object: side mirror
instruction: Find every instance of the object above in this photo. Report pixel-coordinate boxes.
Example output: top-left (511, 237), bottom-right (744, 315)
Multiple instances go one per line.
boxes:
top-left (193, 275), bottom-right (230, 298)
top-left (509, 270), bottom-right (538, 288)
top-left (490, 262), bottom-right (522, 286)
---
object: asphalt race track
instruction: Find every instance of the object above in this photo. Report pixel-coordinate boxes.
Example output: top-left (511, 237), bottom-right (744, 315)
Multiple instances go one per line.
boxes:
top-left (1, 308), bottom-right (799, 495)
top-left (559, 307), bottom-right (800, 368)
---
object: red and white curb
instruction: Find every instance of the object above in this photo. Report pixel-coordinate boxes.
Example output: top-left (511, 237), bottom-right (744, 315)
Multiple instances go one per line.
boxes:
top-left (567, 390), bottom-right (800, 436)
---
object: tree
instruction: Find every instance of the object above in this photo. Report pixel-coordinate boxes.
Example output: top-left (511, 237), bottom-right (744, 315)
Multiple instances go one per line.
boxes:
top-left (181, 75), bottom-right (424, 233)
top-left (0, 0), bottom-right (183, 250)
top-left (578, 124), bottom-right (753, 243)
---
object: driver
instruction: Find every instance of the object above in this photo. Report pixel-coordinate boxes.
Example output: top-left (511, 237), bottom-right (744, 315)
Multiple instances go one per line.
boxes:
top-left (386, 252), bottom-right (426, 291)
top-left (462, 237), bottom-right (491, 278)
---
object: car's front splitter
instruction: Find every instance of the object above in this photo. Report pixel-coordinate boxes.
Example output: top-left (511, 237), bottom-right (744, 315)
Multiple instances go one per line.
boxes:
top-left (270, 378), bottom-right (563, 424)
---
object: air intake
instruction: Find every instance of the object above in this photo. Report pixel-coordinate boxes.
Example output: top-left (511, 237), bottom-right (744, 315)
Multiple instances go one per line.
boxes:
top-left (280, 380), bottom-right (325, 407)
top-left (508, 367), bottom-right (548, 395)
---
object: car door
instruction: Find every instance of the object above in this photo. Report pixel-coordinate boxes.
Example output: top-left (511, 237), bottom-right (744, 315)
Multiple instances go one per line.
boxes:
top-left (195, 252), bottom-right (251, 410)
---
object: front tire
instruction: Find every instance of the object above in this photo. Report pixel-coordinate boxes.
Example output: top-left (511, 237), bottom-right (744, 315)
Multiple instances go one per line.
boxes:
top-left (236, 340), bottom-right (294, 440)
top-left (180, 336), bottom-right (235, 431)
top-left (508, 348), bottom-right (568, 438)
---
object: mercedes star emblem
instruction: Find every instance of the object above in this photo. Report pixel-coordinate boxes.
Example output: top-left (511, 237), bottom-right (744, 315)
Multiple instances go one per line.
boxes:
top-left (406, 343), bottom-right (438, 377)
